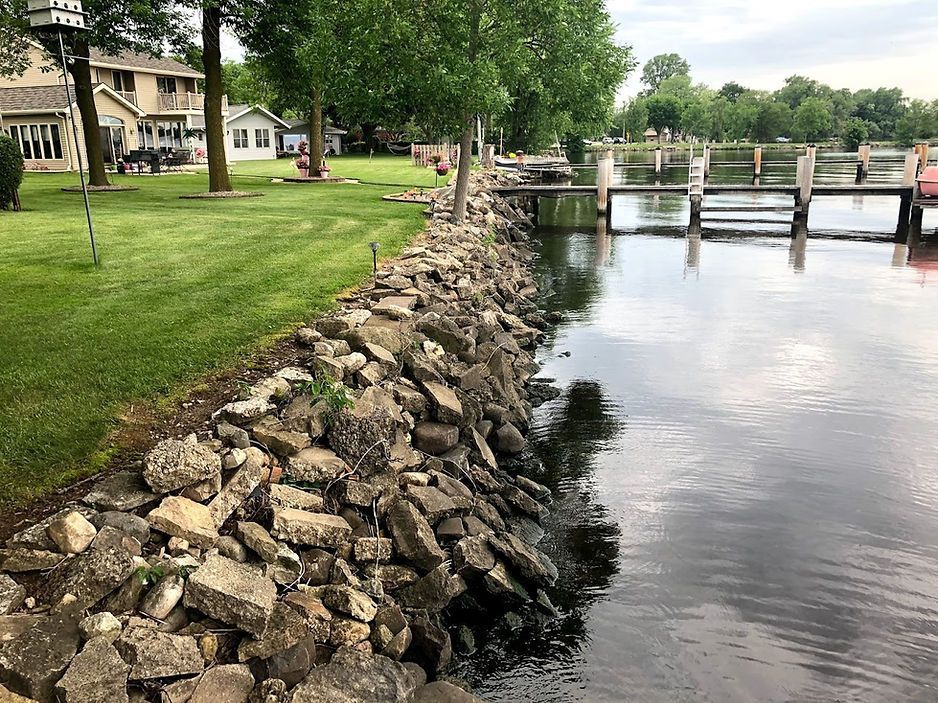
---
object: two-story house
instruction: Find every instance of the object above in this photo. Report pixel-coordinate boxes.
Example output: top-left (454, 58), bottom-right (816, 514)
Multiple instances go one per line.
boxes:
top-left (0, 43), bottom-right (229, 171)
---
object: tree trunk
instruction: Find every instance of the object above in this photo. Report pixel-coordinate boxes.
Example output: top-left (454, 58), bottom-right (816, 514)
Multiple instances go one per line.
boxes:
top-left (202, 5), bottom-right (231, 193)
top-left (70, 38), bottom-right (108, 187)
top-left (453, 0), bottom-right (480, 222)
top-left (452, 120), bottom-right (474, 222)
top-left (309, 87), bottom-right (323, 171)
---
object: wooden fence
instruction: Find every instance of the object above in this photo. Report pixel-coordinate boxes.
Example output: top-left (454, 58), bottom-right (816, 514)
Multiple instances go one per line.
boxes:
top-left (411, 143), bottom-right (460, 167)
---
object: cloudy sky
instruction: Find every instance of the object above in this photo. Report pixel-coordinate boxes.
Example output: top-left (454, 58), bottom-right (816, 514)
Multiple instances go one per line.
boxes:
top-left (610, 0), bottom-right (937, 100)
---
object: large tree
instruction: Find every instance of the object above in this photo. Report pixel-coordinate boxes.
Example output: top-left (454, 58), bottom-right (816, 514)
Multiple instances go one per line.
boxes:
top-left (791, 96), bottom-right (832, 142)
top-left (1, 0), bottom-right (184, 187)
top-left (645, 94), bottom-right (682, 141)
top-left (641, 53), bottom-right (689, 92)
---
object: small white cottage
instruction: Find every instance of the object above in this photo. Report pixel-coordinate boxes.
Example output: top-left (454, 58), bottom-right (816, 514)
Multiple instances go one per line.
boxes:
top-left (223, 104), bottom-right (290, 160)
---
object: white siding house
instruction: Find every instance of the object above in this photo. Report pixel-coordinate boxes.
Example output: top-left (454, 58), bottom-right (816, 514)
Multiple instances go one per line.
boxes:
top-left (224, 105), bottom-right (289, 160)
top-left (192, 104), bottom-right (288, 161)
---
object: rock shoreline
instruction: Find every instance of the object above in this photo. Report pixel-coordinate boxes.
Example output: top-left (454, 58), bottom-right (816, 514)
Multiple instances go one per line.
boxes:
top-left (0, 171), bottom-right (556, 703)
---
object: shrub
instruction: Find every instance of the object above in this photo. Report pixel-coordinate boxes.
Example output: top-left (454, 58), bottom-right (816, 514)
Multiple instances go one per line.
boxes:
top-left (0, 134), bottom-right (24, 211)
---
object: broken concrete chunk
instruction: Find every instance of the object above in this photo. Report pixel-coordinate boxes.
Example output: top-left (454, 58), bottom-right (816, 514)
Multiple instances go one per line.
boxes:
top-left (0, 575), bottom-right (25, 615)
top-left (183, 555), bottom-right (276, 638)
top-left (284, 447), bottom-right (349, 484)
top-left (0, 611), bottom-right (80, 701)
top-left (142, 435), bottom-right (222, 494)
top-left (55, 635), bottom-right (130, 703)
top-left (46, 511), bottom-right (97, 555)
top-left (147, 496), bottom-right (219, 549)
top-left (271, 508), bottom-right (352, 548)
top-left (190, 663), bottom-right (254, 703)
top-left (385, 500), bottom-right (444, 573)
top-left (115, 626), bottom-right (203, 681)
top-left (422, 382), bottom-right (463, 425)
top-left (269, 484), bottom-right (324, 512)
top-left (237, 603), bottom-right (308, 662)
top-left (208, 448), bottom-right (267, 527)
top-left (412, 422), bottom-right (460, 455)
top-left (83, 472), bottom-right (157, 512)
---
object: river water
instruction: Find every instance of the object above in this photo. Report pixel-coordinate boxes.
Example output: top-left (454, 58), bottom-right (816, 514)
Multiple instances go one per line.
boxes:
top-left (459, 149), bottom-right (938, 702)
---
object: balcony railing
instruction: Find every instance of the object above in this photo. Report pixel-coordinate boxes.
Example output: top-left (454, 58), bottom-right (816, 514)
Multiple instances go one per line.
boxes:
top-left (157, 92), bottom-right (228, 113)
top-left (116, 90), bottom-right (137, 105)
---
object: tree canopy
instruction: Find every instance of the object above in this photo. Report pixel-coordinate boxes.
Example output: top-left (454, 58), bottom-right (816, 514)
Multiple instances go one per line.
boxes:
top-left (641, 53), bottom-right (690, 92)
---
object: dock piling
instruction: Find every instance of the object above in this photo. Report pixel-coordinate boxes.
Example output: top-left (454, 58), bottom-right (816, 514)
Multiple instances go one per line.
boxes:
top-left (597, 156), bottom-right (612, 215)
top-left (896, 153), bottom-right (919, 240)
top-left (655, 147), bottom-right (662, 178)
top-left (795, 155), bottom-right (815, 222)
top-left (703, 144), bottom-right (711, 179)
top-left (856, 144), bottom-right (871, 182)
top-left (753, 146), bottom-right (763, 178)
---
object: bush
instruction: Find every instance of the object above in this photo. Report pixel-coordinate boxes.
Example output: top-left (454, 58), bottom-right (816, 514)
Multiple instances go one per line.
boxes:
top-left (843, 119), bottom-right (870, 151)
top-left (0, 134), bottom-right (24, 211)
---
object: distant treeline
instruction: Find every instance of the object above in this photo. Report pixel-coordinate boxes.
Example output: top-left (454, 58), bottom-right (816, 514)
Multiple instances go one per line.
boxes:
top-left (610, 53), bottom-right (937, 147)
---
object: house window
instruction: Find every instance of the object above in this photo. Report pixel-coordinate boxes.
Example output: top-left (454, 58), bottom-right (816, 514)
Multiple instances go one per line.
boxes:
top-left (137, 121), bottom-right (155, 149)
top-left (233, 129), bottom-right (248, 148)
top-left (112, 70), bottom-right (124, 92)
top-left (5, 122), bottom-right (63, 160)
top-left (156, 76), bottom-right (177, 94)
top-left (156, 121), bottom-right (185, 149)
top-left (255, 128), bottom-right (270, 148)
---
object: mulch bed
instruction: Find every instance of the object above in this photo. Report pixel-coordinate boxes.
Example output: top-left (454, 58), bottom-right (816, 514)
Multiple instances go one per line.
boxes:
top-left (61, 185), bottom-right (139, 193)
top-left (179, 191), bottom-right (264, 199)
top-left (280, 176), bottom-right (347, 184)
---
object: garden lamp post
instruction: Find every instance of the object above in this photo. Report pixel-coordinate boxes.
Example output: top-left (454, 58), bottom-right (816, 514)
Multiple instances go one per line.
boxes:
top-left (369, 241), bottom-right (380, 286)
top-left (27, 0), bottom-right (98, 266)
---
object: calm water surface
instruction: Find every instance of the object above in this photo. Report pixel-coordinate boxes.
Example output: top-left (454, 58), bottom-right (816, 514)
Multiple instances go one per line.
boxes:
top-left (460, 149), bottom-right (938, 702)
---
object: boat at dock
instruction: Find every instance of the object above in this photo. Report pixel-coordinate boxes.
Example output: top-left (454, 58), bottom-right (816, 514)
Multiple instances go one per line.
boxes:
top-left (495, 155), bottom-right (572, 179)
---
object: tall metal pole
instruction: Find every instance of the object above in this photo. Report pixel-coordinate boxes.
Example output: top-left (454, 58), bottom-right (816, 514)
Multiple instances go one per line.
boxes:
top-left (57, 30), bottom-right (98, 266)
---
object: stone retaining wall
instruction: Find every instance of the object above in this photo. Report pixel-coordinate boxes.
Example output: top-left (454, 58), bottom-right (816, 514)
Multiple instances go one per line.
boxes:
top-left (0, 170), bottom-right (556, 703)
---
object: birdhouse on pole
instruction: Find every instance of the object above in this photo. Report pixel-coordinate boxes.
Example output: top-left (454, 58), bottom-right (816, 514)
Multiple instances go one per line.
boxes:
top-left (26, 0), bottom-right (88, 30)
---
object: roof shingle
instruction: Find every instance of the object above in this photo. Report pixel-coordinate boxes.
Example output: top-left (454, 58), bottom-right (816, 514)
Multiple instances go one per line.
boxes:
top-left (0, 85), bottom-right (70, 112)
top-left (88, 50), bottom-right (202, 77)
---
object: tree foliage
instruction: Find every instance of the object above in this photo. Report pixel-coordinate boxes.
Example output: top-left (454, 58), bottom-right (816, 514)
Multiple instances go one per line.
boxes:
top-left (645, 94), bottom-right (682, 139)
top-left (0, 135), bottom-right (25, 211)
top-left (843, 118), bottom-right (870, 150)
top-left (641, 53), bottom-right (689, 92)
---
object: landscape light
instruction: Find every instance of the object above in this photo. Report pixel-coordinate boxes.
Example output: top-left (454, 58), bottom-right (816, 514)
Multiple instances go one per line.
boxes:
top-left (370, 241), bottom-right (380, 286)
top-left (27, 0), bottom-right (98, 266)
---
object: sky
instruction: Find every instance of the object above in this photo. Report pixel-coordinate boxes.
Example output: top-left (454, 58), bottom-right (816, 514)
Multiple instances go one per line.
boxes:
top-left (217, 0), bottom-right (936, 101)
top-left (608, 0), bottom-right (937, 101)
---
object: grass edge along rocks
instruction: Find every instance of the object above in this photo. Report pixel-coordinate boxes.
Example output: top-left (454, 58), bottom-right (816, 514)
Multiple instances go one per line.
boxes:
top-left (0, 171), bottom-right (560, 703)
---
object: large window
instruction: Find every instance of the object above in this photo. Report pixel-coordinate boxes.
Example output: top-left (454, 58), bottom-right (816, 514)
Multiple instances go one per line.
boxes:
top-left (5, 122), bottom-right (63, 160)
top-left (255, 128), bottom-right (270, 148)
top-left (156, 76), bottom-right (177, 94)
top-left (156, 121), bottom-right (184, 149)
top-left (112, 70), bottom-right (124, 92)
top-left (233, 129), bottom-right (248, 148)
top-left (137, 121), bottom-right (155, 149)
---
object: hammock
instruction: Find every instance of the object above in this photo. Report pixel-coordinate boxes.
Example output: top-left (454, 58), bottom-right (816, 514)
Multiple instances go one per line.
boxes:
top-left (385, 142), bottom-right (413, 155)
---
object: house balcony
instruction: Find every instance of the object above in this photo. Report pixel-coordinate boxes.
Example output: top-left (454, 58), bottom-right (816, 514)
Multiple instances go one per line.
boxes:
top-left (156, 92), bottom-right (228, 114)
top-left (117, 90), bottom-right (137, 105)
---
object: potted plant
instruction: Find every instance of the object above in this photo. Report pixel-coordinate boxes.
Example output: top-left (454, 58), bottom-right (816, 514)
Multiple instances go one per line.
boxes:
top-left (318, 161), bottom-right (332, 178)
top-left (434, 159), bottom-right (450, 187)
top-left (295, 140), bottom-right (311, 178)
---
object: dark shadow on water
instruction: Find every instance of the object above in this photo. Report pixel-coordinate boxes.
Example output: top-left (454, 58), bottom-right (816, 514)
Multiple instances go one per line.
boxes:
top-left (457, 380), bottom-right (624, 699)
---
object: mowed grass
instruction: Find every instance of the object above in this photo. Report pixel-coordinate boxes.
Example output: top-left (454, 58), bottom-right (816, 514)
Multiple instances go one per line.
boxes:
top-left (221, 153), bottom-right (453, 188)
top-left (0, 164), bottom-right (428, 504)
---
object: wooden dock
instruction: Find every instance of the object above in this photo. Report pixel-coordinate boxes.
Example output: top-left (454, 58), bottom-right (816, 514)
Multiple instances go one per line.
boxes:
top-left (492, 147), bottom-right (932, 239)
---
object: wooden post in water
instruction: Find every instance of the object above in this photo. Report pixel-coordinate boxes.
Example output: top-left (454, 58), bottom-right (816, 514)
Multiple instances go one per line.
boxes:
top-left (753, 145), bottom-right (763, 177)
top-left (896, 153), bottom-right (919, 241)
top-left (806, 144), bottom-right (817, 162)
top-left (654, 147), bottom-right (662, 179)
top-left (856, 144), bottom-right (871, 182)
top-left (703, 144), bottom-right (711, 179)
top-left (910, 169), bottom-right (925, 240)
top-left (795, 154), bottom-right (815, 224)
top-left (597, 156), bottom-right (612, 215)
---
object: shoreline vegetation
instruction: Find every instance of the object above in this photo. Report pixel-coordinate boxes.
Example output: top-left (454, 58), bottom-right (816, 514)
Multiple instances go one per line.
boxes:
top-left (582, 140), bottom-right (929, 152)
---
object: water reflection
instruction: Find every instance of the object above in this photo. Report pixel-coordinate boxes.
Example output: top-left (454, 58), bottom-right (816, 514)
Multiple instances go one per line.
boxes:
top-left (468, 170), bottom-right (938, 701)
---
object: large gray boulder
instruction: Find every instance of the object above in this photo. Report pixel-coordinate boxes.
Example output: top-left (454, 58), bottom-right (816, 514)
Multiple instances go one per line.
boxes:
top-left (115, 627), bottom-right (203, 681)
top-left (183, 555), bottom-right (277, 638)
top-left (55, 636), bottom-right (130, 702)
top-left (142, 435), bottom-right (221, 494)
top-left (385, 501), bottom-right (444, 573)
top-left (0, 611), bottom-right (80, 701)
top-left (288, 647), bottom-right (418, 703)
top-left (44, 541), bottom-right (135, 610)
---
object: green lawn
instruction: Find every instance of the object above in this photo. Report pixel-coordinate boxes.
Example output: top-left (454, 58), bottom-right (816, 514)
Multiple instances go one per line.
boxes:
top-left (217, 153), bottom-right (453, 189)
top-left (0, 163), bottom-right (429, 504)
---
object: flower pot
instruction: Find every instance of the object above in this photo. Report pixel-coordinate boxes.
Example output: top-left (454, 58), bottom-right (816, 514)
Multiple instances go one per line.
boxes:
top-left (918, 166), bottom-right (938, 197)
top-left (298, 168), bottom-right (309, 178)
top-left (318, 169), bottom-right (331, 178)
